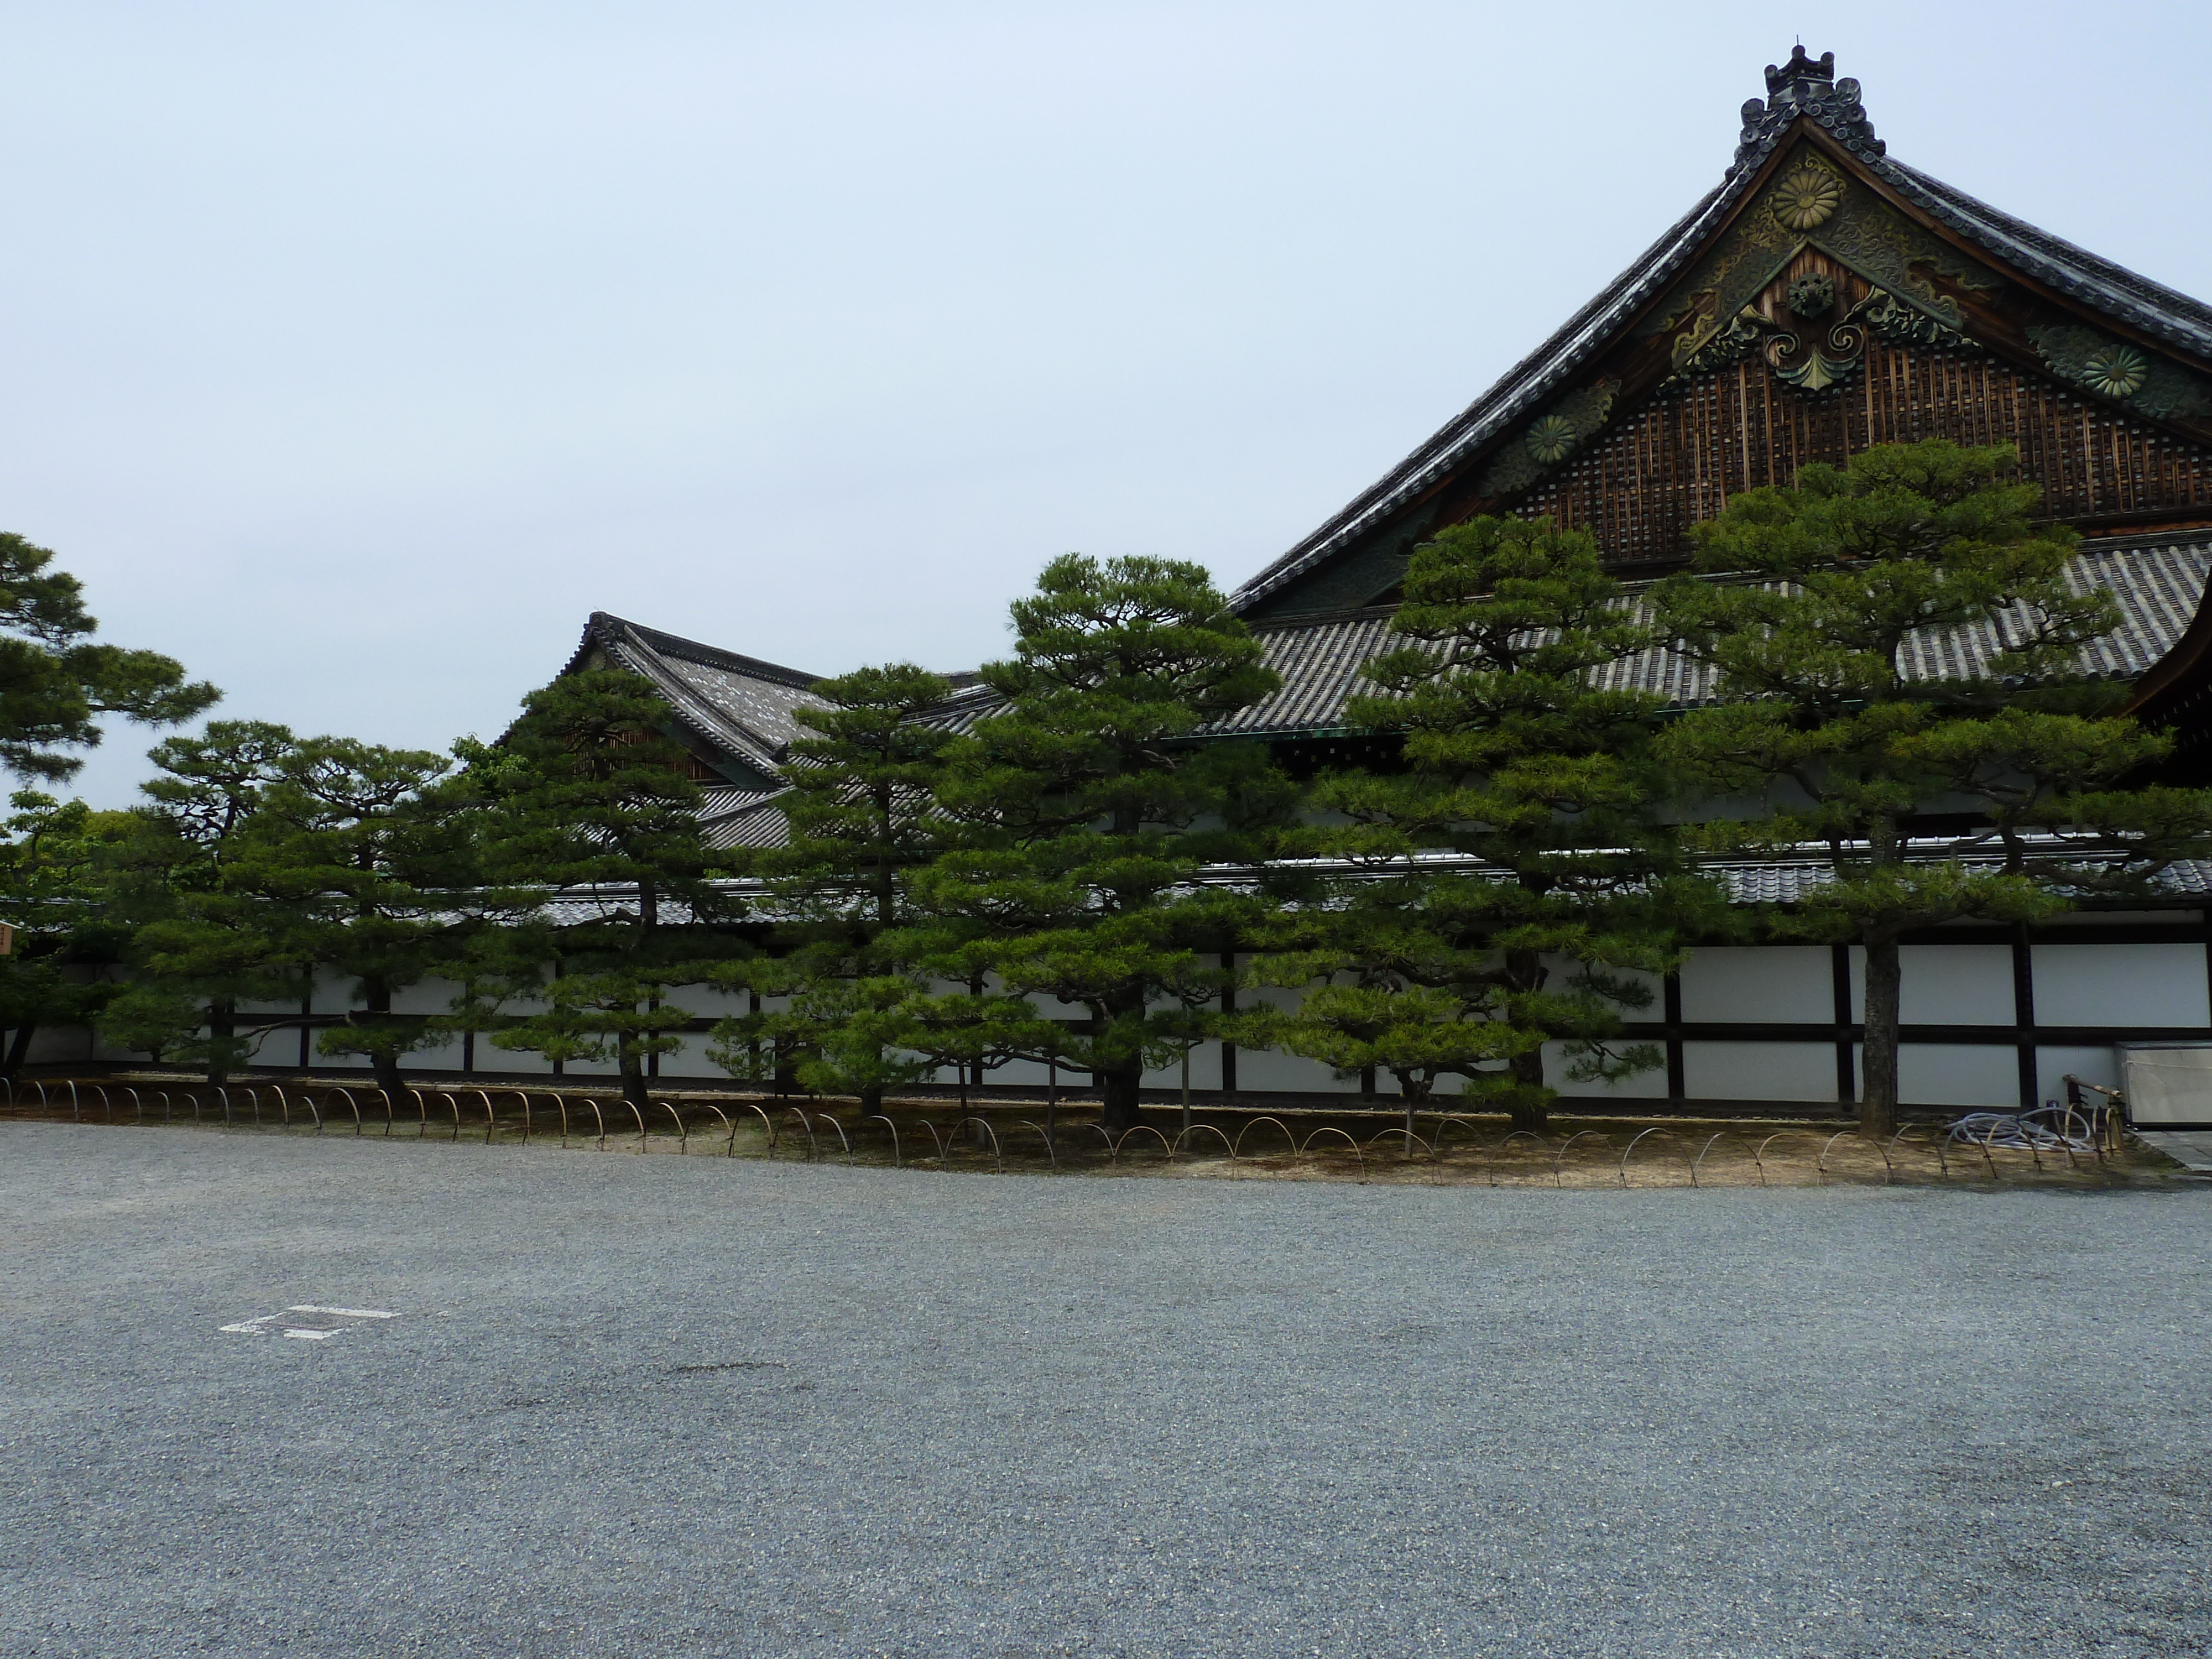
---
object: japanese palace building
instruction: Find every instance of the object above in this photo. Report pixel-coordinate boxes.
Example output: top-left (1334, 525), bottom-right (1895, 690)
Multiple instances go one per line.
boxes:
top-left (437, 51), bottom-right (2212, 1113)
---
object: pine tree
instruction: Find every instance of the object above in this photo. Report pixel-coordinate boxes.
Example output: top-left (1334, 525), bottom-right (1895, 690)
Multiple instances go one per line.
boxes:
top-left (1652, 439), bottom-right (2212, 1135)
top-left (241, 738), bottom-right (476, 1103)
top-left (0, 791), bottom-right (140, 1077)
top-left (705, 665), bottom-right (959, 1112)
top-left (1240, 516), bottom-right (1711, 1132)
top-left (934, 554), bottom-right (1287, 1136)
top-left (106, 721), bottom-right (304, 1082)
top-left (0, 531), bottom-right (219, 782)
top-left (0, 531), bottom-right (220, 1068)
top-left (466, 669), bottom-right (737, 1109)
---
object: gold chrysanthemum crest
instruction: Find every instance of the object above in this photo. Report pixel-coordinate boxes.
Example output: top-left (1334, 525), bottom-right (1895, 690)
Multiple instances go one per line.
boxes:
top-left (1769, 160), bottom-right (1843, 232)
top-left (1524, 414), bottom-right (1579, 463)
top-left (2081, 343), bottom-right (2149, 399)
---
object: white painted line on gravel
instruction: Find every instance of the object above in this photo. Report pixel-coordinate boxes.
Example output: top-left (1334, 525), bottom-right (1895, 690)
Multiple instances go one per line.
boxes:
top-left (218, 1306), bottom-right (401, 1339)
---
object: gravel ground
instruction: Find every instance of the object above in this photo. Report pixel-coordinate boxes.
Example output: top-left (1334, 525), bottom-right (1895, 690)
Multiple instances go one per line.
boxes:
top-left (3, 1123), bottom-right (2209, 1658)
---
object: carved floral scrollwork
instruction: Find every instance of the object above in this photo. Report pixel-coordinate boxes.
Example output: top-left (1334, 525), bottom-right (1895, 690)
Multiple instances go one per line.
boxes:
top-left (1856, 289), bottom-right (1978, 352)
top-left (1764, 314), bottom-right (1867, 393)
top-left (1659, 288), bottom-right (1978, 400)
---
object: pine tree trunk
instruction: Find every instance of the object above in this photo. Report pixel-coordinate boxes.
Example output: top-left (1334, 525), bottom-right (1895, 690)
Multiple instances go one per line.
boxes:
top-left (3, 1024), bottom-right (34, 1079)
top-left (1507, 1050), bottom-right (1550, 1133)
top-left (1099, 1062), bottom-right (1144, 1136)
top-left (207, 1000), bottom-right (235, 1086)
top-left (618, 1031), bottom-right (649, 1111)
top-left (1504, 946), bottom-right (1550, 1131)
top-left (371, 1050), bottom-right (406, 1110)
top-left (1861, 935), bottom-right (1900, 1136)
top-left (361, 979), bottom-right (405, 1112)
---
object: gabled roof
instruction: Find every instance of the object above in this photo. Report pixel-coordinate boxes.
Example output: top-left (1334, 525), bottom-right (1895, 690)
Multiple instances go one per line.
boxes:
top-left (1229, 48), bottom-right (2212, 616)
top-left (570, 611), bottom-right (827, 779)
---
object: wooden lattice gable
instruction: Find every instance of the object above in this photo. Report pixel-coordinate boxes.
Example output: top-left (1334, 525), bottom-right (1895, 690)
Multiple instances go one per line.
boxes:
top-left (1233, 47), bottom-right (2212, 620)
top-left (564, 611), bottom-right (827, 790)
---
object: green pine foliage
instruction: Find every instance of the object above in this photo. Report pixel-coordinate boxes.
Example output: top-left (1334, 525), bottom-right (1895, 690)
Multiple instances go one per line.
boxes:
top-left (246, 738), bottom-right (477, 1102)
top-left (0, 532), bottom-right (219, 783)
top-left (1653, 439), bottom-right (2212, 1134)
top-left (1238, 516), bottom-right (1716, 1131)
top-left (705, 664), bottom-right (961, 1110)
top-left (462, 668), bottom-right (739, 1108)
top-left (922, 554), bottom-right (1291, 1134)
top-left (105, 721), bottom-right (305, 1083)
top-left (0, 791), bottom-right (142, 1077)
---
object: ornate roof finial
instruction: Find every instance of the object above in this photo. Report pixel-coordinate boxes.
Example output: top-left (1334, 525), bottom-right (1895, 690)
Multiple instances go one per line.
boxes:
top-left (1731, 46), bottom-right (1883, 175)
top-left (1765, 45), bottom-right (1834, 98)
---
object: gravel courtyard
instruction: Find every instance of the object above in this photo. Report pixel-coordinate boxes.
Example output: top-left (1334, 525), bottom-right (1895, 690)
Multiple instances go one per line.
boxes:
top-left (3, 1123), bottom-right (2208, 1658)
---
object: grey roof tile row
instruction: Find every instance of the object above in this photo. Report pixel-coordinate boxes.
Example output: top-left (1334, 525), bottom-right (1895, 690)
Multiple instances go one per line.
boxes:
top-left (1229, 538), bottom-right (2212, 731)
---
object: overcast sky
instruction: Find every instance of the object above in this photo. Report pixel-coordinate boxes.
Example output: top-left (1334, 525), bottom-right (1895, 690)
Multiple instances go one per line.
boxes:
top-left (6, 2), bottom-right (2209, 806)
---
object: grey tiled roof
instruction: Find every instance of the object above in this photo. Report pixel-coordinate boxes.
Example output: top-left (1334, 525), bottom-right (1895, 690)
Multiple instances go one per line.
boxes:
top-left (1592, 538), bottom-right (2212, 708)
top-left (591, 533), bottom-right (2206, 864)
top-left (1707, 852), bottom-right (2212, 906)
top-left (1211, 608), bottom-right (1410, 736)
top-left (581, 612), bottom-right (827, 776)
top-left (700, 790), bottom-right (799, 852)
top-left (1244, 539), bottom-right (2212, 729)
top-left (1228, 54), bottom-right (2212, 615)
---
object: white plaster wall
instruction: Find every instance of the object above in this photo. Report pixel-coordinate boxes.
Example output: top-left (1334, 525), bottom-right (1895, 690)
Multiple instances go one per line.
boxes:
top-left (1545, 1040), bottom-right (1670, 1099)
top-left (482, 1044), bottom-right (556, 1076)
top-left (405, 1035), bottom-right (468, 1073)
top-left (2034, 1044), bottom-right (2120, 1103)
top-left (1902, 947), bottom-right (2015, 1025)
top-left (1682, 1041), bottom-right (1838, 1102)
top-left (1141, 1045), bottom-right (1222, 1091)
top-left (1233, 1044), bottom-right (1361, 1093)
top-left (657, 982), bottom-right (746, 1017)
top-left (1681, 947), bottom-right (1830, 1024)
top-left (1538, 954), bottom-right (1665, 1025)
top-left (1896, 1043), bottom-right (2016, 1107)
top-left (392, 978), bottom-right (459, 1016)
top-left (1844, 946), bottom-right (2017, 1025)
top-left (2033, 944), bottom-right (2208, 1029)
top-left (651, 1032), bottom-right (721, 1078)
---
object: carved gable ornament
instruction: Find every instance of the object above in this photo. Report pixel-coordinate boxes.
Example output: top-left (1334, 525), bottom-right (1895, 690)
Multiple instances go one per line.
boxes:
top-left (1642, 143), bottom-right (1997, 380)
top-left (1477, 379), bottom-right (1620, 496)
top-left (2028, 323), bottom-right (2212, 420)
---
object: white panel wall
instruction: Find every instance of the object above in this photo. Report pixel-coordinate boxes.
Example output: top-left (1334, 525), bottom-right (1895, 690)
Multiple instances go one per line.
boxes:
top-left (1230, 980), bottom-right (1361, 1093)
top-left (1539, 954), bottom-right (1665, 1024)
top-left (1846, 946), bottom-right (2016, 1024)
top-left (391, 977), bottom-right (460, 1016)
top-left (1901, 947), bottom-right (2015, 1025)
top-left (653, 1034), bottom-right (720, 1079)
top-left (1232, 1044), bottom-right (1361, 1093)
top-left (2035, 1044), bottom-right (2120, 1103)
top-left (2033, 944), bottom-right (2208, 1028)
top-left (1896, 1043), bottom-right (2015, 1107)
top-left (1142, 1045), bottom-right (1222, 1091)
top-left (1681, 947), bottom-right (1830, 1024)
top-left (1545, 1040), bottom-right (1669, 1099)
top-left (1683, 1041), bottom-right (1837, 1101)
